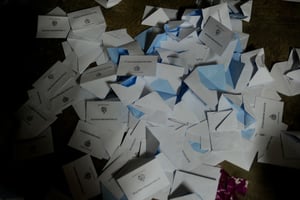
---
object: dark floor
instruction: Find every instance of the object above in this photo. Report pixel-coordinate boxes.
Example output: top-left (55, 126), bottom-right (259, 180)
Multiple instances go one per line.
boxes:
top-left (0, 0), bottom-right (300, 199)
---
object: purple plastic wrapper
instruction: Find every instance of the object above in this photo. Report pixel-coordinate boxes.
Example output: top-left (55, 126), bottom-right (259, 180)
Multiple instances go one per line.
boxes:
top-left (216, 169), bottom-right (248, 200)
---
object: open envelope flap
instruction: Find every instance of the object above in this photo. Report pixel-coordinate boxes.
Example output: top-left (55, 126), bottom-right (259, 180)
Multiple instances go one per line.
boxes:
top-left (133, 91), bottom-right (172, 115)
top-left (170, 170), bottom-right (219, 200)
top-left (110, 76), bottom-right (145, 105)
top-left (248, 49), bottom-right (274, 87)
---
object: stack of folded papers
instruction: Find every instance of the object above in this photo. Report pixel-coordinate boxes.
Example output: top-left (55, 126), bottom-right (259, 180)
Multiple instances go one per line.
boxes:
top-left (13, 1), bottom-right (300, 200)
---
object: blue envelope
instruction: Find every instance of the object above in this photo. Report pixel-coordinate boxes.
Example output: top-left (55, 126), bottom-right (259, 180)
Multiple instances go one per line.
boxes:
top-left (107, 47), bottom-right (129, 64)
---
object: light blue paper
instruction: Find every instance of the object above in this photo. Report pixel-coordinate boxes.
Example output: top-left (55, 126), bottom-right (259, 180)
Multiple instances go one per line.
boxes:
top-left (189, 141), bottom-right (208, 153)
top-left (150, 78), bottom-right (176, 100)
top-left (127, 105), bottom-right (144, 119)
top-left (197, 64), bottom-right (226, 91)
top-left (107, 48), bottom-right (129, 64)
top-left (241, 128), bottom-right (255, 140)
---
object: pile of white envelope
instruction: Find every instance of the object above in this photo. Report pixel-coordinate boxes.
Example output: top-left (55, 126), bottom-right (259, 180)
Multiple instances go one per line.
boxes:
top-left (14, 1), bottom-right (300, 200)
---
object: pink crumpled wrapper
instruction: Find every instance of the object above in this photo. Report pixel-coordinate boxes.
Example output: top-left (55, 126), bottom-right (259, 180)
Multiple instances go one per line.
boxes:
top-left (215, 169), bottom-right (248, 200)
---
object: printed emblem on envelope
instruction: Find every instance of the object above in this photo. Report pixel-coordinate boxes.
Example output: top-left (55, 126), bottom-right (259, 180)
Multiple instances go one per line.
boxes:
top-left (100, 106), bottom-right (107, 114)
top-left (137, 174), bottom-right (145, 182)
top-left (133, 66), bottom-right (140, 72)
top-left (52, 20), bottom-right (58, 26)
top-left (84, 172), bottom-right (92, 180)
top-left (269, 114), bottom-right (277, 120)
top-left (84, 140), bottom-right (91, 147)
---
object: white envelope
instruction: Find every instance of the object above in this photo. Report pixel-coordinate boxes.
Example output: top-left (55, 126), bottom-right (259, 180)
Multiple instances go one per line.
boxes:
top-left (117, 158), bottom-right (170, 200)
top-left (80, 62), bottom-right (117, 99)
top-left (201, 2), bottom-right (232, 30)
top-left (181, 89), bottom-right (209, 122)
top-left (95, 0), bottom-right (122, 9)
top-left (148, 126), bottom-right (199, 171)
top-left (207, 111), bottom-right (241, 151)
top-left (86, 100), bottom-right (128, 124)
top-left (71, 24), bottom-right (106, 42)
top-left (102, 28), bottom-right (134, 47)
top-left (241, 0), bottom-right (253, 22)
top-left (170, 101), bottom-right (200, 127)
top-left (36, 15), bottom-right (70, 38)
top-left (248, 48), bottom-right (274, 87)
top-left (67, 36), bottom-right (104, 73)
top-left (183, 67), bottom-right (218, 110)
top-left (170, 169), bottom-right (219, 200)
top-left (270, 61), bottom-right (300, 96)
top-left (110, 76), bottom-right (145, 105)
top-left (155, 153), bottom-right (177, 183)
top-left (254, 97), bottom-right (286, 136)
top-left (92, 121), bottom-right (128, 157)
top-left (117, 55), bottom-right (158, 76)
top-left (142, 5), bottom-right (177, 26)
top-left (33, 61), bottom-right (74, 99)
top-left (186, 120), bottom-right (211, 153)
top-left (206, 39), bottom-right (238, 71)
top-left (16, 101), bottom-right (57, 140)
top-left (99, 150), bottom-right (137, 200)
top-left (68, 120), bottom-right (110, 160)
top-left (48, 78), bottom-right (81, 114)
top-left (199, 16), bottom-right (234, 56)
top-left (68, 6), bottom-right (106, 31)
top-left (48, 6), bottom-right (67, 16)
top-left (202, 136), bottom-right (257, 171)
top-left (143, 62), bottom-right (184, 101)
top-left (63, 155), bottom-right (101, 200)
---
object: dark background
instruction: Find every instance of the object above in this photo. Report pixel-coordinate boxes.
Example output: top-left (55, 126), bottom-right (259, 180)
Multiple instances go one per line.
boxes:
top-left (0, 0), bottom-right (300, 199)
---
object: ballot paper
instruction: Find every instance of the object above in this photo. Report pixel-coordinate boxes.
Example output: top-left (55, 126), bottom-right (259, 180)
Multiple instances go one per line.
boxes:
top-left (33, 61), bottom-right (74, 99)
top-left (117, 55), bottom-right (158, 76)
top-left (117, 158), bottom-right (170, 200)
top-left (86, 100), bottom-right (128, 124)
top-left (16, 101), bottom-right (57, 140)
top-left (199, 16), bottom-right (234, 55)
top-left (68, 6), bottom-right (105, 31)
top-left (63, 155), bottom-right (101, 200)
top-left (68, 120), bottom-right (110, 160)
top-left (36, 15), bottom-right (70, 38)
top-left (254, 97), bottom-right (285, 136)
